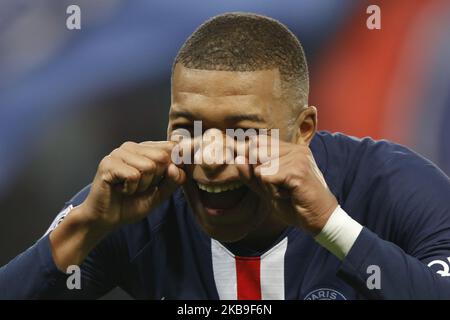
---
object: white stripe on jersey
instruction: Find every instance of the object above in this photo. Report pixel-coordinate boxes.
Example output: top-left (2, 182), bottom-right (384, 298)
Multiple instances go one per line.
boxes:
top-left (211, 237), bottom-right (287, 300)
top-left (211, 238), bottom-right (237, 299)
top-left (260, 237), bottom-right (287, 300)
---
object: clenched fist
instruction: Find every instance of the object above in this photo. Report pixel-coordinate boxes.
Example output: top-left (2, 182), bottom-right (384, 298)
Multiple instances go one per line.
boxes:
top-left (237, 136), bottom-right (338, 235)
top-left (50, 140), bottom-right (186, 269)
top-left (83, 141), bottom-right (186, 230)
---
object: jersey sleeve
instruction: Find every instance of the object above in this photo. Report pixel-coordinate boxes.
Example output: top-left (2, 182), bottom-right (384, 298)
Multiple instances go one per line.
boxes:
top-left (0, 185), bottom-right (127, 299)
top-left (337, 145), bottom-right (450, 299)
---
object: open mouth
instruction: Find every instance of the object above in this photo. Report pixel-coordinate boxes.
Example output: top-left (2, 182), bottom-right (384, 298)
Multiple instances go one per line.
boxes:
top-left (196, 180), bottom-right (249, 216)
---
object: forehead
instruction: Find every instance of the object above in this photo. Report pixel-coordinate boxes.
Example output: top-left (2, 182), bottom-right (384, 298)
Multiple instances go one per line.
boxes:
top-left (172, 64), bottom-right (281, 99)
top-left (170, 64), bottom-right (290, 137)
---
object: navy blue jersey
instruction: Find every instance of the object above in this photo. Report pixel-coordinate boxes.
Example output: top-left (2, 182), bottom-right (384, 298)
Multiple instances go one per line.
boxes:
top-left (1, 131), bottom-right (450, 299)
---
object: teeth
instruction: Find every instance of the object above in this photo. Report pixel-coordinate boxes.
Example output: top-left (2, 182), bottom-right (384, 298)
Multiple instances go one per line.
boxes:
top-left (197, 181), bottom-right (243, 193)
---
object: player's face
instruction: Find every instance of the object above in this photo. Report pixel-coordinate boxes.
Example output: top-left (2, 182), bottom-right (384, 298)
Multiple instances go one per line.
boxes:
top-left (168, 64), bottom-right (292, 243)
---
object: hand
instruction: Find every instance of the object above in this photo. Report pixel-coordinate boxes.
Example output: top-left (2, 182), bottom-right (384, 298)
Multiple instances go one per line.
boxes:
top-left (237, 136), bottom-right (338, 235)
top-left (50, 140), bottom-right (186, 270)
top-left (82, 141), bottom-right (186, 230)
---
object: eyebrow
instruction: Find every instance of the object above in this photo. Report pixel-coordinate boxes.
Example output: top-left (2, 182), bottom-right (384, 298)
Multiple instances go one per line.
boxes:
top-left (224, 114), bottom-right (264, 123)
top-left (169, 110), bottom-right (264, 123)
top-left (169, 111), bottom-right (196, 120)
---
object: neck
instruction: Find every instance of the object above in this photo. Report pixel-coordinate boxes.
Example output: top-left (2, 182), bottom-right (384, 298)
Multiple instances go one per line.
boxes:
top-left (232, 214), bottom-right (288, 252)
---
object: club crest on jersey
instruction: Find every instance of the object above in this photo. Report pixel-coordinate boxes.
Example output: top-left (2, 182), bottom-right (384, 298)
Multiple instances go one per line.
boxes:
top-left (304, 288), bottom-right (347, 300)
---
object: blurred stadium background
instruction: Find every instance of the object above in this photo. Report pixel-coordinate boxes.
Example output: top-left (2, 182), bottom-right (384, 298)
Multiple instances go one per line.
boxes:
top-left (0, 0), bottom-right (449, 298)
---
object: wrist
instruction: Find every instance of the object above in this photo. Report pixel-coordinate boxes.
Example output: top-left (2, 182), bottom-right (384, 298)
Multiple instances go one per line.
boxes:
top-left (305, 199), bottom-right (339, 235)
top-left (49, 204), bottom-right (114, 270)
top-left (314, 205), bottom-right (363, 260)
top-left (73, 203), bottom-right (117, 235)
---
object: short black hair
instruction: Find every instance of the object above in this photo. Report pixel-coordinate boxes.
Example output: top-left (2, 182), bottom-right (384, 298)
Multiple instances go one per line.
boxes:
top-left (174, 12), bottom-right (309, 108)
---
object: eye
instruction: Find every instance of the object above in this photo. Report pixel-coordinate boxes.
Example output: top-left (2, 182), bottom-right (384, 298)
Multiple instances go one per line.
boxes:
top-left (226, 128), bottom-right (258, 141)
top-left (235, 127), bottom-right (257, 132)
top-left (170, 126), bottom-right (194, 142)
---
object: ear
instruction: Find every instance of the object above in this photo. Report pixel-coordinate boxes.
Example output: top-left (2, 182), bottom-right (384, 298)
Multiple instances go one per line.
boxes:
top-left (295, 105), bottom-right (317, 145)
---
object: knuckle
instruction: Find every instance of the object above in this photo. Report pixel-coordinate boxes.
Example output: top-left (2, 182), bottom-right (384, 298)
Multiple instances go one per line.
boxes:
top-left (100, 172), bottom-right (111, 183)
top-left (121, 141), bottom-right (136, 149)
top-left (294, 158), bottom-right (307, 172)
top-left (144, 147), bottom-right (170, 163)
top-left (99, 155), bottom-right (112, 170)
top-left (286, 175), bottom-right (301, 189)
top-left (129, 170), bottom-right (141, 181)
top-left (144, 159), bottom-right (157, 173)
top-left (168, 140), bottom-right (178, 148)
top-left (110, 148), bottom-right (121, 157)
top-left (156, 150), bottom-right (171, 163)
top-left (295, 168), bottom-right (306, 180)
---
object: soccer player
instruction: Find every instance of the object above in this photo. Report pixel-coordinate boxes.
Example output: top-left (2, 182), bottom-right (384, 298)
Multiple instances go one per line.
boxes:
top-left (1, 12), bottom-right (450, 300)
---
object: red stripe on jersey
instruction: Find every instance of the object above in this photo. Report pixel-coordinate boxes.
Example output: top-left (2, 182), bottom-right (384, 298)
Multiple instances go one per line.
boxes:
top-left (235, 257), bottom-right (261, 300)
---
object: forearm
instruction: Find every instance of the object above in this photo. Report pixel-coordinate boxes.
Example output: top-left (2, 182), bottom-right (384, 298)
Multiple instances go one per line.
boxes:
top-left (0, 234), bottom-right (67, 299)
top-left (314, 206), bottom-right (450, 299)
top-left (337, 227), bottom-right (450, 299)
top-left (49, 204), bottom-right (113, 271)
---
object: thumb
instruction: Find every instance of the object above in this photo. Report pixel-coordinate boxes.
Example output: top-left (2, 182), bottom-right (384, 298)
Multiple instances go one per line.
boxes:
top-left (158, 163), bottom-right (186, 200)
top-left (235, 156), bottom-right (263, 196)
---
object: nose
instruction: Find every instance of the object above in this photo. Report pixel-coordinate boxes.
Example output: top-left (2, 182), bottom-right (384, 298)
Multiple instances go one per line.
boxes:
top-left (195, 129), bottom-right (234, 176)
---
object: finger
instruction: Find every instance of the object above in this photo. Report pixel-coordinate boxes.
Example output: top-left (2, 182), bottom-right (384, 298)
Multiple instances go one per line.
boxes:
top-left (122, 143), bottom-right (176, 190)
top-left (248, 134), bottom-right (284, 164)
top-left (157, 164), bottom-right (186, 201)
top-left (235, 156), bottom-right (264, 196)
top-left (172, 136), bottom-right (198, 166)
top-left (111, 148), bottom-right (162, 193)
top-left (122, 142), bottom-right (173, 164)
top-left (98, 156), bottom-right (141, 195)
top-left (254, 165), bottom-right (291, 200)
top-left (139, 141), bottom-right (178, 155)
top-left (253, 165), bottom-right (277, 195)
top-left (167, 163), bottom-right (186, 184)
top-left (111, 148), bottom-right (155, 172)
